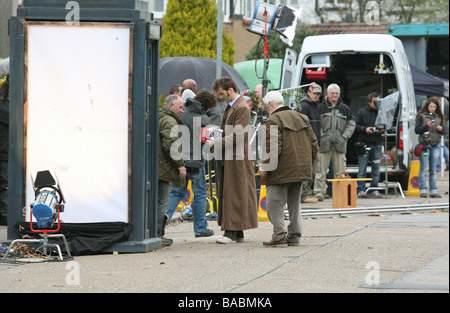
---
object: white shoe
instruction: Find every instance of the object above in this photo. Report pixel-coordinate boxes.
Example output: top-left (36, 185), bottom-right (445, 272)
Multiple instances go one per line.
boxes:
top-left (216, 236), bottom-right (234, 244)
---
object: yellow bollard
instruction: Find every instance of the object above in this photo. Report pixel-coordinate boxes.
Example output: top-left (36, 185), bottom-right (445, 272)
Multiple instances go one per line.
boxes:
top-left (404, 160), bottom-right (420, 196)
top-left (258, 185), bottom-right (269, 221)
top-left (176, 180), bottom-right (193, 211)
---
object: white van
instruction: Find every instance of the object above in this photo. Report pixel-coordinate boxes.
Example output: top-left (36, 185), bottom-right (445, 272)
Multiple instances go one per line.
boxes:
top-left (281, 34), bottom-right (417, 188)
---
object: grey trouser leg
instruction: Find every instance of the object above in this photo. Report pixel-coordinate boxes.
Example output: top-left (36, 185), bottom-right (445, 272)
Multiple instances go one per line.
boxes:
top-left (157, 180), bottom-right (170, 237)
top-left (266, 182), bottom-right (303, 243)
top-left (301, 158), bottom-right (318, 200)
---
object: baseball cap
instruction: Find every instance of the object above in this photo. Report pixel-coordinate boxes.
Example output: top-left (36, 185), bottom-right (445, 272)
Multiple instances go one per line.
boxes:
top-left (308, 83), bottom-right (322, 94)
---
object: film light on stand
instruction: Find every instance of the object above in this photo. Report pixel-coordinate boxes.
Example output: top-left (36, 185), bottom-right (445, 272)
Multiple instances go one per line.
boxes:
top-left (30, 170), bottom-right (65, 229)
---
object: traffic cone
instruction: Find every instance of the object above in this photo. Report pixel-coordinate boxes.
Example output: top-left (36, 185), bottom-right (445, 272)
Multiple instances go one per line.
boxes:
top-left (177, 180), bottom-right (193, 211)
top-left (258, 185), bottom-right (269, 221)
top-left (404, 160), bottom-right (420, 196)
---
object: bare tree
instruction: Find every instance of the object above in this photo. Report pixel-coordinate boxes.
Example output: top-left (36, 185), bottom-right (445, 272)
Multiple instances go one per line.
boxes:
top-left (315, 0), bottom-right (449, 24)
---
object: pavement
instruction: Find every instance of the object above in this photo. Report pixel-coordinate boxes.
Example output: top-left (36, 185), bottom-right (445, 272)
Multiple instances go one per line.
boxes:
top-left (0, 171), bottom-right (448, 296)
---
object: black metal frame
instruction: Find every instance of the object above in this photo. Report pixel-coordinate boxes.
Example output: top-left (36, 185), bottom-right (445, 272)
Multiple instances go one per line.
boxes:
top-left (7, 0), bottom-right (161, 253)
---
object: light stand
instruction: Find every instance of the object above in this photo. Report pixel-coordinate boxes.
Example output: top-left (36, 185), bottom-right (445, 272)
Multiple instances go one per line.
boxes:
top-left (2, 171), bottom-right (71, 262)
top-left (247, 1), bottom-right (303, 168)
top-left (363, 92), bottom-right (405, 198)
top-left (261, 9), bottom-right (270, 100)
top-left (248, 8), bottom-right (271, 169)
top-left (364, 128), bottom-right (405, 198)
top-left (2, 206), bottom-right (71, 262)
top-left (249, 82), bottom-right (316, 166)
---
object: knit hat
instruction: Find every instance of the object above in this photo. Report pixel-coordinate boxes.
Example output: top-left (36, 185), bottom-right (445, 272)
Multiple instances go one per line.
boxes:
top-left (308, 83), bottom-right (322, 94)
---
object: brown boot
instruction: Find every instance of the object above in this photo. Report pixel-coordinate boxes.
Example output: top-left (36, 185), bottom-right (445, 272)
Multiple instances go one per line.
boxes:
top-left (302, 197), bottom-right (318, 203)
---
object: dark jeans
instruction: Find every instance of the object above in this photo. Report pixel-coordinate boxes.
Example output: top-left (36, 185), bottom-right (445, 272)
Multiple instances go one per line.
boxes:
top-left (165, 167), bottom-right (208, 235)
top-left (357, 145), bottom-right (382, 193)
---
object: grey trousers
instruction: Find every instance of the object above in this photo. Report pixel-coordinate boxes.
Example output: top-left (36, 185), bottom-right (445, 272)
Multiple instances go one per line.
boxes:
top-left (157, 180), bottom-right (170, 237)
top-left (266, 182), bottom-right (303, 243)
top-left (301, 158), bottom-right (318, 200)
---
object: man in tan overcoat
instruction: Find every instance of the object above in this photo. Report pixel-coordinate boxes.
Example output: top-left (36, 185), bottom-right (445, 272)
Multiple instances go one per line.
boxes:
top-left (211, 77), bottom-right (258, 244)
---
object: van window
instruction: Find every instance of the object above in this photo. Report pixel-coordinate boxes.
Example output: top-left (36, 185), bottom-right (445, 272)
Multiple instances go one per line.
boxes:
top-left (304, 54), bottom-right (332, 68)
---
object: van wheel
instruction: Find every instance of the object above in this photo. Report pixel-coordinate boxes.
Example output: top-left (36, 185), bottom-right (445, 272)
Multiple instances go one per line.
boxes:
top-left (397, 170), bottom-right (410, 191)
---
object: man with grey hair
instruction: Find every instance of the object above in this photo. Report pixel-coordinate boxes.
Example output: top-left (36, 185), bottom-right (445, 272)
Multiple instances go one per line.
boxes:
top-left (158, 95), bottom-right (185, 246)
top-left (260, 91), bottom-right (318, 247)
top-left (164, 90), bottom-right (217, 238)
top-left (314, 84), bottom-right (355, 201)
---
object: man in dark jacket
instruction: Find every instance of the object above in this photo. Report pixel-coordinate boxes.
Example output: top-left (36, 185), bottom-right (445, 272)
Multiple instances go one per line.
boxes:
top-left (0, 77), bottom-right (8, 225)
top-left (260, 91), bottom-right (318, 247)
top-left (299, 83), bottom-right (321, 141)
top-left (313, 84), bottom-right (355, 201)
top-left (164, 90), bottom-right (217, 238)
top-left (355, 92), bottom-right (383, 197)
top-left (298, 83), bottom-right (321, 204)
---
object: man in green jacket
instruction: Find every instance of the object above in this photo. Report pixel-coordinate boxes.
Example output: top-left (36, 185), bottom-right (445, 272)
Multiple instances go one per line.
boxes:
top-left (158, 95), bottom-right (186, 246)
top-left (313, 84), bottom-right (355, 201)
top-left (260, 91), bottom-right (318, 247)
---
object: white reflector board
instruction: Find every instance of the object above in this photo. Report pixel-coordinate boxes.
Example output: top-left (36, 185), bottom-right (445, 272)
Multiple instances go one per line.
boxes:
top-left (25, 23), bottom-right (132, 223)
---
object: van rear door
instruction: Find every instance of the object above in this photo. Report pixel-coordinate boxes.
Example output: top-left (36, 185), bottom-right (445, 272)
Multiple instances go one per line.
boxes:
top-left (280, 48), bottom-right (297, 90)
top-left (280, 48), bottom-right (297, 107)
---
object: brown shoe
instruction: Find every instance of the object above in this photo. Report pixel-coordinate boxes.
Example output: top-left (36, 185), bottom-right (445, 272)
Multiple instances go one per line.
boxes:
top-left (263, 237), bottom-right (288, 247)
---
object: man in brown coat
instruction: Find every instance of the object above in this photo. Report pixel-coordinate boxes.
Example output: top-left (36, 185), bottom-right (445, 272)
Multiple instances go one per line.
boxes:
top-left (260, 91), bottom-right (318, 247)
top-left (211, 76), bottom-right (258, 244)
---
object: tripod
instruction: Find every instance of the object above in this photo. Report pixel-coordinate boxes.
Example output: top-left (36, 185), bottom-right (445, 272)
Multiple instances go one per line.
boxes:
top-left (364, 130), bottom-right (405, 198)
top-left (2, 205), bottom-right (71, 262)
